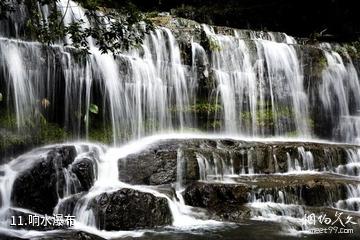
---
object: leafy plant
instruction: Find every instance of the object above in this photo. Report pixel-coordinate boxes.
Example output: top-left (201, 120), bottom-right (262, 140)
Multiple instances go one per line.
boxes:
top-left (3, 0), bottom-right (154, 55)
top-left (89, 103), bottom-right (99, 114)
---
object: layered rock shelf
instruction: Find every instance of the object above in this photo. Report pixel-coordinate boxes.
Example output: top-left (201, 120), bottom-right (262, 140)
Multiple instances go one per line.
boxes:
top-left (2, 138), bottom-right (359, 234)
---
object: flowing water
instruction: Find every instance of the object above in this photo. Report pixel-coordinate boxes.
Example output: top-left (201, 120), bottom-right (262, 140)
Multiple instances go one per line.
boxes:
top-left (0, 1), bottom-right (360, 239)
top-left (1, 2), bottom-right (359, 142)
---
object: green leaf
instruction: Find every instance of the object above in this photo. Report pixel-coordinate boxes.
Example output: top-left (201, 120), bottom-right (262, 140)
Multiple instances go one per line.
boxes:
top-left (0, 92), bottom-right (3, 102)
top-left (89, 104), bottom-right (99, 114)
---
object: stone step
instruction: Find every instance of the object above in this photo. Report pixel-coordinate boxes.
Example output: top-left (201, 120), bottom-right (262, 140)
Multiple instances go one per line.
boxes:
top-left (206, 172), bottom-right (360, 188)
top-left (118, 138), bottom-right (360, 186)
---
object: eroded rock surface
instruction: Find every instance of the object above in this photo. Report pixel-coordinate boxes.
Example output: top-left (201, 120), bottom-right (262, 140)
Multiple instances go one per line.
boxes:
top-left (89, 188), bottom-right (172, 230)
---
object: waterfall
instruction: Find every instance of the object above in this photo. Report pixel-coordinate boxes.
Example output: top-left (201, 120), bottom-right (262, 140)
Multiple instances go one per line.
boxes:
top-left (202, 25), bottom-right (310, 137)
top-left (0, 39), bottom-right (36, 129)
top-left (1, 1), bottom-right (360, 239)
top-left (317, 44), bottom-right (360, 143)
top-left (0, 1), bottom-right (194, 144)
top-left (1, 3), bottom-right (359, 143)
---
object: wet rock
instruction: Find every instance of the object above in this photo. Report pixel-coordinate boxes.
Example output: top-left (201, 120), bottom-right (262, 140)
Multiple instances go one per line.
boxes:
top-left (184, 182), bottom-right (250, 208)
top-left (39, 231), bottom-right (105, 240)
top-left (118, 140), bottom-right (199, 185)
top-left (56, 192), bottom-right (85, 216)
top-left (210, 205), bottom-right (252, 222)
top-left (0, 128), bottom-right (33, 165)
top-left (90, 188), bottom-right (172, 230)
top-left (0, 233), bottom-right (22, 240)
top-left (222, 174), bottom-right (353, 207)
top-left (118, 139), bottom-right (359, 184)
top-left (301, 182), bottom-right (347, 206)
top-left (184, 182), bottom-right (251, 222)
top-left (11, 146), bottom-right (77, 215)
top-left (71, 156), bottom-right (97, 192)
top-left (0, 228), bottom-right (104, 240)
top-left (10, 145), bottom-right (100, 215)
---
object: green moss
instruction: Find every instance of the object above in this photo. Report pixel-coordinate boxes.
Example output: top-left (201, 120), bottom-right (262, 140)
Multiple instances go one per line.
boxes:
top-left (0, 112), bottom-right (69, 149)
top-left (208, 36), bottom-right (221, 51)
top-left (0, 113), bottom-right (17, 130)
top-left (189, 102), bottom-right (222, 113)
top-left (240, 106), bottom-right (315, 132)
top-left (240, 107), bottom-right (294, 128)
top-left (170, 102), bottom-right (222, 114)
top-left (336, 42), bottom-right (360, 60)
top-left (88, 126), bottom-right (113, 144)
top-left (146, 11), bottom-right (160, 18)
top-left (286, 131), bottom-right (299, 137)
top-left (307, 118), bottom-right (315, 129)
top-left (318, 55), bottom-right (327, 71)
top-left (312, 51), bottom-right (328, 75)
top-left (210, 120), bottom-right (222, 129)
top-left (38, 122), bottom-right (68, 144)
top-left (0, 130), bottom-right (30, 149)
top-left (37, 124), bottom-right (67, 143)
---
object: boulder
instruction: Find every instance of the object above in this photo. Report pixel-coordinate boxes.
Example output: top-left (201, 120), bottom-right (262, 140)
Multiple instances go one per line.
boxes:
top-left (11, 146), bottom-right (77, 214)
top-left (71, 156), bottom-right (97, 192)
top-left (55, 193), bottom-right (85, 216)
top-left (90, 188), bottom-right (172, 230)
top-left (184, 182), bottom-right (251, 222)
top-left (11, 145), bottom-right (98, 215)
top-left (184, 182), bottom-right (250, 208)
top-left (118, 140), bottom-right (199, 185)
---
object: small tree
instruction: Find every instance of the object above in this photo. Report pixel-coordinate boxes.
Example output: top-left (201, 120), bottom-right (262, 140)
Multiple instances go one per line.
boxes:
top-left (1, 0), bottom-right (153, 55)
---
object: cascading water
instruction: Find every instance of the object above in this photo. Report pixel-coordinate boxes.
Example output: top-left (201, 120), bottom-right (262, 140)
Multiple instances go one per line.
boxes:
top-left (0, 0), bottom-right (194, 143)
top-left (202, 25), bottom-right (311, 137)
top-left (1, 3), bottom-right (359, 143)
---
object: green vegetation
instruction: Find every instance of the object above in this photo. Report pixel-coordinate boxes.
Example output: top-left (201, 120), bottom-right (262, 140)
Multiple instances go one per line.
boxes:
top-left (210, 120), bottom-right (222, 129)
top-left (207, 36), bottom-right (221, 51)
top-left (240, 107), bottom-right (294, 128)
top-left (170, 102), bottom-right (222, 114)
top-left (0, 112), bottom-right (19, 130)
top-left (311, 50), bottom-right (328, 75)
top-left (88, 125), bottom-right (113, 144)
top-left (89, 103), bottom-right (99, 114)
top-left (335, 41), bottom-right (360, 60)
top-left (286, 131), bottom-right (299, 137)
top-left (0, 112), bottom-right (68, 152)
top-left (1, 0), bottom-right (153, 55)
top-left (38, 121), bottom-right (68, 143)
top-left (188, 102), bottom-right (222, 114)
top-left (316, 54), bottom-right (328, 74)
